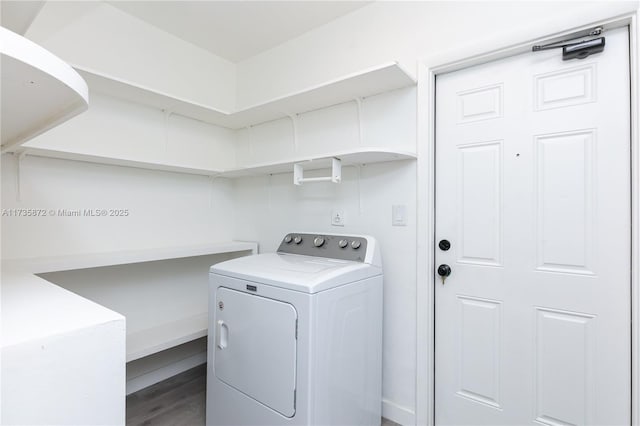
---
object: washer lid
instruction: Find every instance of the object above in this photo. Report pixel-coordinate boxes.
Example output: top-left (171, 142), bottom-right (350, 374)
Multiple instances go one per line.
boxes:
top-left (210, 253), bottom-right (381, 293)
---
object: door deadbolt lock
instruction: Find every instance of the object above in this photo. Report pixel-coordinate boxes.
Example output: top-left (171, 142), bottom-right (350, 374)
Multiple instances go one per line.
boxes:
top-left (439, 239), bottom-right (451, 251)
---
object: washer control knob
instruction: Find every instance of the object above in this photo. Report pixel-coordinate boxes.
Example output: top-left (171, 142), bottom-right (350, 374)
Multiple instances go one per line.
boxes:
top-left (313, 236), bottom-right (325, 247)
top-left (284, 235), bottom-right (292, 244)
top-left (293, 236), bottom-right (303, 244)
top-left (338, 239), bottom-right (348, 248)
top-left (351, 240), bottom-right (361, 249)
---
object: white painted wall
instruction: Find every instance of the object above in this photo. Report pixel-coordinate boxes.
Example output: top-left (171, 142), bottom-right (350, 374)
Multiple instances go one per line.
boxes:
top-left (2, 88), bottom-right (239, 260)
top-left (25, 1), bottom-right (236, 112)
top-left (1, 153), bottom-right (235, 259)
top-left (235, 86), bottom-right (416, 167)
top-left (23, 93), bottom-right (237, 172)
top-left (236, 1), bottom-right (638, 108)
top-left (232, 87), bottom-right (417, 424)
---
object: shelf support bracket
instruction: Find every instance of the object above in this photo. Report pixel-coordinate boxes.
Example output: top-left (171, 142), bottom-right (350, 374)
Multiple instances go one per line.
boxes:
top-left (294, 158), bottom-right (341, 185)
top-left (208, 173), bottom-right (222, 208)
top-left (355, 164), bottom-right (363, 215)
top-left (354, 97), bottom-right (363, 146)
top-left (287, 114), bottom-right (299, 153)
top-left (15, 151), bottom-right (27, 202)
top-left (246, 125), bottom-right (254, 157)
top-left (162, 109), bottom-right (173, 157)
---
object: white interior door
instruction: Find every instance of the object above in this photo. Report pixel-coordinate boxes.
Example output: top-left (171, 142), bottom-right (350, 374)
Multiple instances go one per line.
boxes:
top-left (435, 27), bottom-right (631, 425)
top-left (214, 287), bottom-right (297, 417)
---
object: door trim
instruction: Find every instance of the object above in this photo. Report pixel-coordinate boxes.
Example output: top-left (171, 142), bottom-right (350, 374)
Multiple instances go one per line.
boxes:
top-left (416, 12), bottom-right (639, 426)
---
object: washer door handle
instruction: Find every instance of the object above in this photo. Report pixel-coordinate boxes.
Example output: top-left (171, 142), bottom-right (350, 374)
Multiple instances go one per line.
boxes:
top-left (216, 320), bottom-right (228, 350)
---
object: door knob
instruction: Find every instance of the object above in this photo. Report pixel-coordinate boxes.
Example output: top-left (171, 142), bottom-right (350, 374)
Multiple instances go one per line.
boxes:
top-left (438, 264), bottom-right (451, 284)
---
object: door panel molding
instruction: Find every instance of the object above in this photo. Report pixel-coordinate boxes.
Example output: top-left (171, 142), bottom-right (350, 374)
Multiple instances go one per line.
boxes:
top-left (534, 129), bottom-right (596, 275)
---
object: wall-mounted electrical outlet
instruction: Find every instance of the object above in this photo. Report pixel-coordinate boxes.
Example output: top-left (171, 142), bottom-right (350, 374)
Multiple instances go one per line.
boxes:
top-left (331, 209), bottom-right (345, 226)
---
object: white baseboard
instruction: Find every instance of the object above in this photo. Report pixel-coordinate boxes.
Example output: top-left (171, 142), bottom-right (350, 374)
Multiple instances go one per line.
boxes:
top-left (382, 398), bottom-right (416, 426)
top-left (126, 352), bottom-right (207, 395)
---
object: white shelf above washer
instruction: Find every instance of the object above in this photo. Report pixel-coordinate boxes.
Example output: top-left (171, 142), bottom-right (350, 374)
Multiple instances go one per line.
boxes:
top-left (222, 148), bottom-right (417, 178)
top-left (15, 62), bottom-right (415, 177)
top-left (21, 146), bottom-right (417, 178)
top-left (7, 241), bottom-right (257, 274)
top-left (1, 27), bottom-right (88, 153)
top-left (75, 62), bottom-right (415, 130)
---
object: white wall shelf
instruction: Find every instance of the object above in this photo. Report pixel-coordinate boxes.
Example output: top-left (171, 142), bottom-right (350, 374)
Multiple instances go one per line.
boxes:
top-left (1, 27), bottom-right (88, 153)
top-left (9, 241), bottom-right (257, 274)
top-left (21, 146), bottom-right (417, 178)
top-left (126, 313), bottom-right (208, 362)
top-left (75, 62), bottom-right (415, 130)
top-left (20, 147), bottom-right (223, 177)
top-left (222, 148), bottom-right (417, 178)
top-left (15, 62), bottom-right (416, 177)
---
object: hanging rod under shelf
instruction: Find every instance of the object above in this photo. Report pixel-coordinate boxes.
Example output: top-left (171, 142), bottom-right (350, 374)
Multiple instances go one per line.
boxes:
top-left (294, 157), bottom-right (342, 185)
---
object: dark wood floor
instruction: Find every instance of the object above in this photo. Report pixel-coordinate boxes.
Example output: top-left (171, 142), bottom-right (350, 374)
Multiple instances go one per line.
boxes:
top-left (127, 365), bottom-right (207, 426)
top-left (126, 364), bottom-right (400, 426)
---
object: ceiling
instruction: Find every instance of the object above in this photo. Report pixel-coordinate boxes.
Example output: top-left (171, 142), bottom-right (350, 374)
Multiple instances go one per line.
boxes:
top-left (1, 1), bottom-right (370, 63)
top-left (106, 1), bottom-right (370, 63)
top-left (1, 1), bottom-right (45, 35)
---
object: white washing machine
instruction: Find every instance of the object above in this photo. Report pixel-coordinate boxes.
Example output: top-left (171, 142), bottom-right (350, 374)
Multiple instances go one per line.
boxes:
top-left (206, 233), bottom-right (383, 426)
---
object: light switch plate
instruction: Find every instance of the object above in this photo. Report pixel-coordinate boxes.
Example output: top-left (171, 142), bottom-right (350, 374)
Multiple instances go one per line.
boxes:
top-left (392, 205), bottom-right (407, 226)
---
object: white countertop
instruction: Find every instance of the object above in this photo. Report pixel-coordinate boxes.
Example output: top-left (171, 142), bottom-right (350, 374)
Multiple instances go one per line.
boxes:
top-left (1, 263), bottom-right (124, 348)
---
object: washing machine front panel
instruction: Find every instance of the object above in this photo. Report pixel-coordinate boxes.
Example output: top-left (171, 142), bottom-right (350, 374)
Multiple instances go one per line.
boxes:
top-left (214, 287), bottom-right (297, 418)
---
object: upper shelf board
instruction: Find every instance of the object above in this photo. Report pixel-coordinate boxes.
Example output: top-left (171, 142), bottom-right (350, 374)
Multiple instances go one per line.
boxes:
top-left (21, 146), bottom-right (416, 178)
top-left (75, 62), bottom-right (416, 129)
top-left (222, 148), bottom-right (417, 178)
top-left (21, 146), bottom-right (223, 176)
top-left (1, 27), bottom-right (89, 153)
